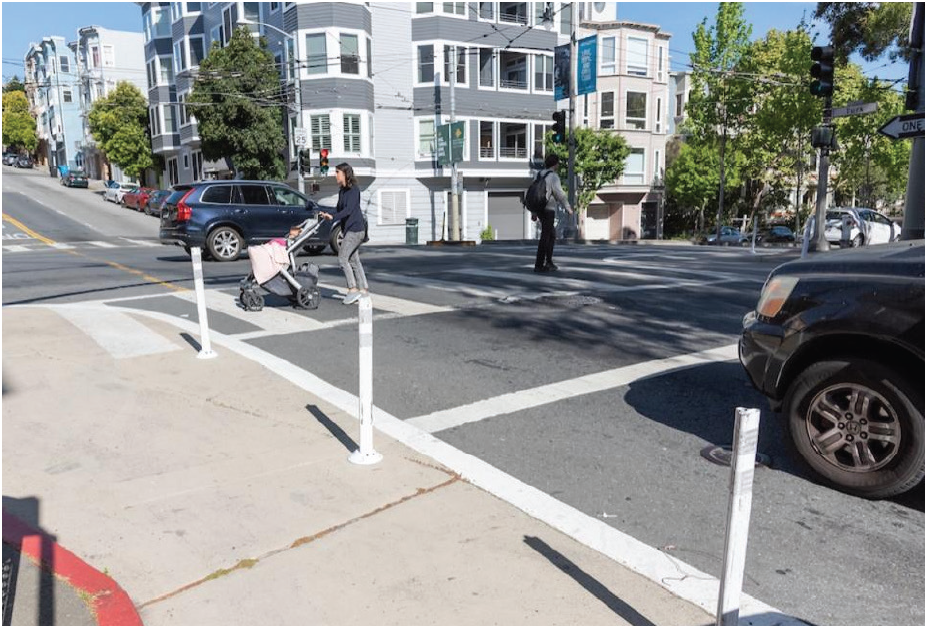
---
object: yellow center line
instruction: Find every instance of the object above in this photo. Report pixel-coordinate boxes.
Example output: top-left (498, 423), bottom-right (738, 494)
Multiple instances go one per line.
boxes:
top-left (2, 213), bottom-right (188, 293)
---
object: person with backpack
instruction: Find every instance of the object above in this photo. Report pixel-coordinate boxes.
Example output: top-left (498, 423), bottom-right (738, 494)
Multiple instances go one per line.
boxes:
top-left (526, 153), bottom-right (573, 272)
top-left (319, 162), bottom-right (369, 304)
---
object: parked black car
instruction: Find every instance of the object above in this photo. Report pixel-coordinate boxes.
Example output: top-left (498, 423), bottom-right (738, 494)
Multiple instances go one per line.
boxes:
top-left (740, 241), bottom-right (924, 499)
top-left (15, 155), bottom-right (33, 168)
top-left (144, 189), bottom-right (171, 217)
top-left (159, 181), bottom-right (339, 261)
top-left (755, 225), bottom-right (796, 244)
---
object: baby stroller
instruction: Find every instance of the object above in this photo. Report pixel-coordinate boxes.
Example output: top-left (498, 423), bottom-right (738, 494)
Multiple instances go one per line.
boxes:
top-left (239, 216), bottom-right (323, 311)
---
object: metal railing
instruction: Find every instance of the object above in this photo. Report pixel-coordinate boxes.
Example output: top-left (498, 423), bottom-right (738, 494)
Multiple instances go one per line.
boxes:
top-left (500, 11), bottom-right (528, 24)
top-left (480, 146), bottom-right (495, 158)
top-left (500, 77), bottom-right (528, 90)
top-left (499, 146), bottom-right (527, 158)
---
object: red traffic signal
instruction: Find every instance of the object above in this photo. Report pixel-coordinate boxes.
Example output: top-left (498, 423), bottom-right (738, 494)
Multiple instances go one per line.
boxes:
top-left (319, 148), bottom-right (330, 175)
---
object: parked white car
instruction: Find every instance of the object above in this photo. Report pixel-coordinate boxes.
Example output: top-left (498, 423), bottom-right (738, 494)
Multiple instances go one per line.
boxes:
top-left (103, 182), bottom-right (137, 204)
top-left (824, 207), bottom-right (901, 247)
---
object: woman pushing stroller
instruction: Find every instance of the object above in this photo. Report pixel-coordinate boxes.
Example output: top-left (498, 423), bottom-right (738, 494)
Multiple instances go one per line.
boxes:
top-left (319, 162), bottom-right (369, 305)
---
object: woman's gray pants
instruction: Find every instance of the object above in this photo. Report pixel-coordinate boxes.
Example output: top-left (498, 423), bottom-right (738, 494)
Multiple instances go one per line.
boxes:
top-left (339, 230), bottom-right (368, 290)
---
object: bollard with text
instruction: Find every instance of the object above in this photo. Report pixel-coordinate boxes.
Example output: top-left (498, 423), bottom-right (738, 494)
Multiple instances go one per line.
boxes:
top-left (348, 295), bottom-right (382, 465)
top-left (716, 407), bottom-right (761, 626)
top-left (191, 246), bottom-right (217, 360)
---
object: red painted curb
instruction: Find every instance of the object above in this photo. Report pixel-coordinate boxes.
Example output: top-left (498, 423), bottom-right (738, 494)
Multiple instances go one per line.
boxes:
top-left (2, 510), bottom-right (143, 626)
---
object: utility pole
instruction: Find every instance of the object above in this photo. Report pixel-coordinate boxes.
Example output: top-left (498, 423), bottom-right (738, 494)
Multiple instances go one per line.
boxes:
top-left (295, 31), bottom-right (304, 196)
top-left (568, 2), bottom-right (578, 241)
top-left (902, 1), bottom-right (924, 240)
top-left (449, 46), bottom-right (461, 241)
top-left (812, 97), bottom-right (833, 253)
top-left (795, 133), bottom-right (803, 236)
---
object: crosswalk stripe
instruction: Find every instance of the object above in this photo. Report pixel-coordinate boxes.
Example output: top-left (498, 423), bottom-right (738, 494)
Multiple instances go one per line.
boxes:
top-left (120, 238), bottom-right (161, 247)
top-left (369, 272), bottom-right (514, 298)
top-left (50, 242), bottom-right (76, 249)
top-left (445, 267), bottom-right (689, 291)
top-left (2, 245), bottom-right (30, 253)
top-left (173, 289), bottom-right (328, 333)
top-left (51, 305), bottom-right (181, 359)
top-left (318, 282), bottom-right (453, 317)
top-left (86, 240), bottom-right (118, 248)
top-left (407, 343), bottom-right (740, 433)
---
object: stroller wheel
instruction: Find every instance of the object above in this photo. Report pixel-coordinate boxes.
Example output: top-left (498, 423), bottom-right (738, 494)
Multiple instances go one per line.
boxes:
top-left (295, 286), bottom-right (320, 310)
top-left (240, 289), bottom-right (264, 311)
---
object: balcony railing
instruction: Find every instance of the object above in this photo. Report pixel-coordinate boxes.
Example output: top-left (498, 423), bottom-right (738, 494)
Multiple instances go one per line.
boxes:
top-left (479, 75), bottom-right (495, 88)
top-left (480, 146), bottom-right (495, 158)
top-left (500, 11), bottom-right (528, 25)
top-left (499, 146), bottom-right (527, 159)
top-left (500, 77), bottom-right (528, 90)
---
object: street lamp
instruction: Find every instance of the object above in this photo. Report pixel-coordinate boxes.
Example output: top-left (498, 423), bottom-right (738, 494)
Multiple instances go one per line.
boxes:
top-left (237, 18), bottom-right (304, 193)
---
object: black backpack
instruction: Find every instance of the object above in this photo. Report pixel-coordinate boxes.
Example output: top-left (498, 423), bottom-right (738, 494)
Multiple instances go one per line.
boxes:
top-left (524, 170), bottom-right (551, 215)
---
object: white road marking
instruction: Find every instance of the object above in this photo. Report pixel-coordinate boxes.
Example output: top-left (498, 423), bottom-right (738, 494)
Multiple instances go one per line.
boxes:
top-left (51, 305), bottom-right (182, 359)
top-left (319, 281), bottom-right (454, 317)
top-left (2, 245), bottom-right (30, 253)
top-left (120, 238), bottom-right (161, 247)
top-left (40, 303), bottom-right (797, 625)
top-left (173, 288), bottom-right (328, 333)
top-left (406, 344), bottom-right (740, 433)
top-left (86, 240), bottom-right (118, 248)
top-left (50, 242), bottom-right (76, 249)
top-left (370, 271), bottom-right (513, 298)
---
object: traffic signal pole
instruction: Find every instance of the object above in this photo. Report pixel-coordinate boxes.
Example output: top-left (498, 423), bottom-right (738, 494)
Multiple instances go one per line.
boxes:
top-left (812, 100), bottom-right (832, 253)
top-left (449, 46), bottom-right (461, 242)
top-left (809, 45), bottom-right (835, 252)
top-left (568, 2), bottom-right (578, 241)
top-left (902, 2), bottom-right (924, 241)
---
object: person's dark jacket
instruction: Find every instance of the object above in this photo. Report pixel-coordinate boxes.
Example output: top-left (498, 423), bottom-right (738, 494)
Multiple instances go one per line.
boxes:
top-left (328, 186), bottom-right (366, 233)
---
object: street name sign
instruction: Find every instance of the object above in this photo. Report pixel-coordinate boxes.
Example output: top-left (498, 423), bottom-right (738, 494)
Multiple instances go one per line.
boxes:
top-left (831, 102), bottom-right (878, 118)
top-left (878, 112), bottom-right (925, 140)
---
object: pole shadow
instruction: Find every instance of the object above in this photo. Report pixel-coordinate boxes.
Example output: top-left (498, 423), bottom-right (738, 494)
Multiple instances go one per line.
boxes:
top-left (523, 535), bottom-right (654, 626)
top-left (306, 405), bottom-right (357, 452)
top-left (2, 496), bottom-right (54, 626)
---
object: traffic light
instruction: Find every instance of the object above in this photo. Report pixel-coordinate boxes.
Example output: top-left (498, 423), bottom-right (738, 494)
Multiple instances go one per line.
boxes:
top-left (551, 110), bottom-right (566, 144)
top-left (319, 148), bottom-right (329, 175)
top-left (298, 149), bottom-right (309, 176)
top-left (810, 45), bottom-right (834, 98)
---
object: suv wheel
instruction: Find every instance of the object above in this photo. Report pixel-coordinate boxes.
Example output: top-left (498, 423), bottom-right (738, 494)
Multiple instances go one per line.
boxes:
top-left (852, 234), bottom-right (864, 247)
top-left (206, 226), bottom-right (242, 262)
top-left (330, 225), bottom-right (344, 254)
top-left (784, 358), bottom-right (924, 498)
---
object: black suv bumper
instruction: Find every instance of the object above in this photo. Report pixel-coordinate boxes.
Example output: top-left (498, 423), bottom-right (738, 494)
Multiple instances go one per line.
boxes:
top-left (740, 311), bottom-right (788, 410)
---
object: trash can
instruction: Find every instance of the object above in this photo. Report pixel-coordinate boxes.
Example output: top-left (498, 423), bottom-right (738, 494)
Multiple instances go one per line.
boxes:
top-left (405, 218), bottom-right (419, 245)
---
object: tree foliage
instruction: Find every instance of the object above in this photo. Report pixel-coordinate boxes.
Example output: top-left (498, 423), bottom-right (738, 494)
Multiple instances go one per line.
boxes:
top-left (87, 81), bottom-right (153, 179)
top-left (2, 90), bottom-right (37, 152)
top-left (187, 27), bottom-right (286, 180)
top-left (543, 127), bottom-right (631, 213)
top-left (815, 2), bottom-right (914, 63)
top-left (3, 76), bottom-right (25, 93)
top-left (665, 140), bottom-right (742, 233)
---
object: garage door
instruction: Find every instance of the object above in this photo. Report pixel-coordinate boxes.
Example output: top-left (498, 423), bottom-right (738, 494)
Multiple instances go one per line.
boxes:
top-left (487, 192), bottom-right (526, 240)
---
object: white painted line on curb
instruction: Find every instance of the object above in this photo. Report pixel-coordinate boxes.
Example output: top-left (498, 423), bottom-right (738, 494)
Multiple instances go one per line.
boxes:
top-left (15, 302), bottom-right (806, 626)
top-left (406, 344), bottom-right (740, 433)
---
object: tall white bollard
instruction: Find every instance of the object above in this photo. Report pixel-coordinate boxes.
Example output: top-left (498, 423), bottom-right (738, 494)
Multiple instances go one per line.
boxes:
top-left (716, 407), bottom-right (761, 626)
top-left (348, 295), bottom-right (382, 465)
top-left (191, 246), bottom-right (217, 360)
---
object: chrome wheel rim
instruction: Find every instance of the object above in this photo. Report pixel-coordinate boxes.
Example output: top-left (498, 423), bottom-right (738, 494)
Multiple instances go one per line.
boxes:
top-left (213, 230), bottom-right (240, 260)
top-left (805, 383), bottom-right (901, 473)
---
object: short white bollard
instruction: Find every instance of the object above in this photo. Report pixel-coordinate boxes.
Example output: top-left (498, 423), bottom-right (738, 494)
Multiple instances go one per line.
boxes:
top-left (348, 295), bottom-right (382, 465)
top-left (750, 218), bottom-right (758, 254)
top-left (190, 246), bottom-right (217, 360)
top-left (716, 407), bottom-right (761, 626)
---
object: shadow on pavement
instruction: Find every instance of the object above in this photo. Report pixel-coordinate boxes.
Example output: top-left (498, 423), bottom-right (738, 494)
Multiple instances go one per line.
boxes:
top-left (307, 405), bottom-right (357, 452)
top-left (523, 535), bottom-right (654, 626)
top-left (2, 496), bottom-right (55, 626)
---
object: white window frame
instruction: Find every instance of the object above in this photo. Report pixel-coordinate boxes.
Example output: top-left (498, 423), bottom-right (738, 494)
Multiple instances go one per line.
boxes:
top-left (476, 2), bottom-right (496, 22)
top-left (415, 42), bottom-right (436, 86)
top-left (625, 91), bottom-right (647, 130)
top-left (440, 1), bottom-right (467, 18)
top-left (600, 36), bottom-right (616, 74)
top-left (163, 103), bottom-right (177, 134)
top-left (270, 2), bottom-right (281, 13)
top-left (497, 118), bottom-right (529, 161)
top-left (657, 45), bottom-right (665, 82)
top-left (59, 55), bottom-right (70, 73)
top-left (102, 45), bottom-right (115, 68)
top-left (90, 45), bottom-right (101, 68)
top-left (623, 147), bottom-right (645, 185)
top-left (183, 151), bottom-right (190, 169)
top-left (62, 88), bottom-right (73, 103)
top-left (627, 36), bottom-right (648, 77)
top-left (167, 157), bottom-right (179, 186)
top-left (533, 54), bottom-right (553, 93)
top-left (415, 118), bottom-right (437, 160)
top-left (189, 35), bottom-right (206, 68)
top-left (310, 114), bottom-right (332, 151)
top-left (497, 48), bottom-right (531, 93)
top-left (476, 46), bottom-right (496, 91)
top-left (600, 91), bottom-right (615, 129)
top-left (343, 113), bottom-right (362, 154)
top-left (305, 32), bottom-right (328, 76)
top-left (158, 55), bottom-right (174, 84)
top-left (534, 2), bottom-right (554, 27)
top-left (415, 2), bottom-right (435, 15)
top-left (532, 122), bottom-right (550, 161)
top-left (377, 189), bottom-right (411, 226)
top-left (173, 41), bottom-right (187, 73)
top-left (655, 97), bottom-right (662, 133)
top-left (150, 106), bottom-right (161, 136)
top-left (478, 120), bottom-right (496, 160)
top-left (210, 25), bottom-right (223, 50)
top-left (654, 149), bottom-right (662, 184)
top-left (340, 32), bottom-right (361, 76)
top-left (442, 44), bottom-right (467, 86)
top-left (192, 150), bottom-right (204, 181)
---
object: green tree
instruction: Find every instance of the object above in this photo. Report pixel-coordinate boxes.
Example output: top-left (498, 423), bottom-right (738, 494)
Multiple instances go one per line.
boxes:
top-left (815, 2), bottom-right (914, 63)
top-left (829, 63), bottom-right (909, 209)
top-left (3, 76), bottom-right (25, 93)
top-left (187, 27), bottom-right (286, 180)
top-left (87, 81), bottom-right (153, 179)
top-left (543, 127), bottom-right (631, 213)
top-left (665, 140), bottom-right (742, 235)
top-left (2, 90), bottom-right (37, 152)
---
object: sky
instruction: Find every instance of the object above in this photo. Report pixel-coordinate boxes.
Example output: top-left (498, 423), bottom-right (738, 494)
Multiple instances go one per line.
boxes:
top-left (1, 1), bottom-right (909, 85)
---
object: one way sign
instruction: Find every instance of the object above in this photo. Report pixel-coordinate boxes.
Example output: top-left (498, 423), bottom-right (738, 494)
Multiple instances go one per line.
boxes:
top-left (877, 113), bottom-right (925, 140)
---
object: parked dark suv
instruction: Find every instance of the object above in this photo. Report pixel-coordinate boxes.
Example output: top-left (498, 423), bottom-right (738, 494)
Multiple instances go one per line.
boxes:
top-left (740, 241), bottom-right (924, 499)
top-left (159, 181), bottom-right (339, 261)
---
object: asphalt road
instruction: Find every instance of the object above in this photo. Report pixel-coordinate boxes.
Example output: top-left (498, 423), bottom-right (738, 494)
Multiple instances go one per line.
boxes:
top-left (3, 165), bottom-right (923, 626)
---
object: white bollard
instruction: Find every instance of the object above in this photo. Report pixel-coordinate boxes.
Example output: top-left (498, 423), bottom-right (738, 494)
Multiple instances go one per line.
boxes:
top-left (190, 246), bottom-right (217, 360)
top-left (716, 407), bottom-right (761, 626)
top-left (750, 218), bottom-right (758, 254)
top-left (348, 295), bottom-right (382, 465)
top-left (800, 219), bottom-right (813, 258)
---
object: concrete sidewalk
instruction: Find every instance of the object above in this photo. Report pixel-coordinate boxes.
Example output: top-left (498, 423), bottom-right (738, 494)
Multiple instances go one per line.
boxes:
top-left (2, 305), bottom-right (714, 625)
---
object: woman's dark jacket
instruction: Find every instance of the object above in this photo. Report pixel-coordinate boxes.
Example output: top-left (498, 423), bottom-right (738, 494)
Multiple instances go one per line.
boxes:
top-left (328, 186), bottom-right (365, 233)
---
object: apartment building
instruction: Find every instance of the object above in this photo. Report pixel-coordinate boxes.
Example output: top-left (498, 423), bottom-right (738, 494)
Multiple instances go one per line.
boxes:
top-left (139, 1), bottom-right (571, 243)
top-left (71, 26), bottom-right (147, 180)
top-left (23, 36), bottom-right (83, 173)
top-left (575, 2), bottom-right (671, 240)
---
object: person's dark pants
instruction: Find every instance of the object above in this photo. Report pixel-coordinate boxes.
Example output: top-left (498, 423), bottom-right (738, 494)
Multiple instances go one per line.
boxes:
top-left (535, 210), bottom-right (556, 269)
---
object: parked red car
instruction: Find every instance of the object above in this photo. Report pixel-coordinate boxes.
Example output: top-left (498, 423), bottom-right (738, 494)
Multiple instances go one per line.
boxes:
top-left (122, 187), bottom-right (154, 211)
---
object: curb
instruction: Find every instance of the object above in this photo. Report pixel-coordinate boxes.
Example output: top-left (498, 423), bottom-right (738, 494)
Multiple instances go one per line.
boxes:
top-left (2, 510), bottom-right (142, 626)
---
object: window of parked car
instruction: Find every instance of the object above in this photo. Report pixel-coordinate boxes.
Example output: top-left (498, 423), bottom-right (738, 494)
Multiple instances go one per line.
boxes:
top-left (238, 184), bottom-right (271, 205)
top-left (270, 186), bottom-right (306, 207)
top-left (200, 185), bottom-right (238, 204)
